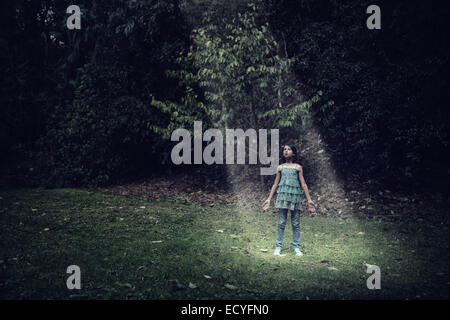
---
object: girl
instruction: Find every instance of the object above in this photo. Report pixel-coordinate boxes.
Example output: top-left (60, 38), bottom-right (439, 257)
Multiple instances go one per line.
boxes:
top-left (262, 144), bottom-right (316, 256)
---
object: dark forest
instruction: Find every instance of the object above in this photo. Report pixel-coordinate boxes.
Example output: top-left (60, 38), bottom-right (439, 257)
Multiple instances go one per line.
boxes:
top-left (0, 0), bottom-right (449, 302)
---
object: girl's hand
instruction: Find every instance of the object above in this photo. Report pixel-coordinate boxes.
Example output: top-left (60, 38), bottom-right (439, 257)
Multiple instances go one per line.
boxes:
top-left (308, 200), bottom-right (316, 215)
top-left (262, 198), bottom-right (271, 211)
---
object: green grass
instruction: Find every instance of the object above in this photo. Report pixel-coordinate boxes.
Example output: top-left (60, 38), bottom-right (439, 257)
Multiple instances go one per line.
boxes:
top-left (0, 188), bottom-right (448, 300)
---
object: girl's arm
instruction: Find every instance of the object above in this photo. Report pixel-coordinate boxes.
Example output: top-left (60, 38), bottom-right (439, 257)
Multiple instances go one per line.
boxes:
top-left (262, 165), bottom-right (281, 210)
top-left (297, 165), bottom-right (313, 203)
top-left (267, 166), bottom-right (282, 201)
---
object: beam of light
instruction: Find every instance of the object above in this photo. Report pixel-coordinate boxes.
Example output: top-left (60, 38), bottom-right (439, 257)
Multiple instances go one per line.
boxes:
top-left (176, 5), bottom-right (434, 299)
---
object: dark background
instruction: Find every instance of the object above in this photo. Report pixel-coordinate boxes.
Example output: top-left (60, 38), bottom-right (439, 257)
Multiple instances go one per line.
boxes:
top-left (1, 0), bottom-right (449, 203)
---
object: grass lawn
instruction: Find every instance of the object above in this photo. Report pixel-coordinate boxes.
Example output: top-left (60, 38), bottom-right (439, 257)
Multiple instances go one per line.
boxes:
top-left (0, 188), bottom-right (448, 300)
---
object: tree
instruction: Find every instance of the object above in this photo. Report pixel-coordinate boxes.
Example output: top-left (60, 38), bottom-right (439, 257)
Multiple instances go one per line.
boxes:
top-left (171, 4), bottom-right (320, 134)
top-left (34, 0), bottom-right (193, 186)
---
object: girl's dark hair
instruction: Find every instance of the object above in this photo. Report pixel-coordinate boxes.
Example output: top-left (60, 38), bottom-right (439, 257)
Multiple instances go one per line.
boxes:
top-left (280, 144), bottom-right (298, 164)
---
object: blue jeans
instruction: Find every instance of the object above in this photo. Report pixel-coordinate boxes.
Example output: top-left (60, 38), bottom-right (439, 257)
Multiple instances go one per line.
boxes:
top-left (275, 208), bottom-right (300, 249)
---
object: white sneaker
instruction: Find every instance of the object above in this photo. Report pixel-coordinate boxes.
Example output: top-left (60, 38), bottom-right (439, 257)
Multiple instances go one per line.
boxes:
top-left (273, 247), bottom-right (282, 255)
top-left (294, 248), bottom-right (303, 256)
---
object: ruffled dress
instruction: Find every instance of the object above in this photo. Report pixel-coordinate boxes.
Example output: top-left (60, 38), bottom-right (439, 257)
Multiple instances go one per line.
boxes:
top-left (275, 164), bottom-right (303, 210)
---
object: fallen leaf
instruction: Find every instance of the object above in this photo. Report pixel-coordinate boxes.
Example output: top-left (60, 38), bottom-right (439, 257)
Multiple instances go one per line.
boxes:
top-left (224, 283), bottom-right (237, 290)
top-left (140, 206), bottom-right (146, 209)
top-left (116, 282), bottom-right (132, 288)
top-left (188, 282), bottom-right (197, 289)
top-left (357, 232), bottom-right (365, 235)
top-left (31, 208), bottom-right (38, 212)
top-left (260, 249), bottom-right (268, 252)
top-left (203, 275), bottom-right (212, 279)
top-left (43, 228), bottom-right (49, 231)
top-left (119, 218), bottom-right (124, 221)
top-left (216, 229), bottom-right (224, 233)
top-left (151, 240), bottom-right (163, 243)
top-left (328, 267), bottom-right (338, 271)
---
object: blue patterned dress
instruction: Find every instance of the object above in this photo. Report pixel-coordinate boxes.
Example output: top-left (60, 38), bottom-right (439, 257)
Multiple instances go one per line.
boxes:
top-left (275, 164), bottom-right (303, 210)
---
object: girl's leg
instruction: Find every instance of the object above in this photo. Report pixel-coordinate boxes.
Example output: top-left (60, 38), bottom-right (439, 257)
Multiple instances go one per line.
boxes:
top-left (275, 208), bottom-right (288, 249)
top-left (291, 208), bottom-right (301, 249)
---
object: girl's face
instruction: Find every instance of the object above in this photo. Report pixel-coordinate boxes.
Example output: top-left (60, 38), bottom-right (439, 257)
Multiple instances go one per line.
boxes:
top-left (282, 145), bottom-right (294, 159)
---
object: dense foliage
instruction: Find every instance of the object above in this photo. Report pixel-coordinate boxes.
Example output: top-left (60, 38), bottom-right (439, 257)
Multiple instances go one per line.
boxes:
top-left (1, 0), bottom-right (448, 193)
top-left (262, 0), bottom-right (450, 189)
